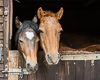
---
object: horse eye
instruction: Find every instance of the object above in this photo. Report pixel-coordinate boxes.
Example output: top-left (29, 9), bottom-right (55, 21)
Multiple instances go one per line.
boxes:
top-left (17, 23), bottom-right (20, 25)
top-left (19, 40), bottom-right (23, 43)
top-left (43, 11), bottom-right (45, 14)
top-left (39, 30), bottom-right (43, 33)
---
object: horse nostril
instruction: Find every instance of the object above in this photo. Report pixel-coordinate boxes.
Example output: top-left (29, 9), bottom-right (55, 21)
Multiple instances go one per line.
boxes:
top-left (58, 54), bottom-right (60, 59)
top-left (27, 63), bottom-right (30, 68)
top-left (47, 54), bottom-right (51, 62)
top-left (34, 63), bottom-right (38, 70)
top-left (47, 54), bottom-right (55, 64)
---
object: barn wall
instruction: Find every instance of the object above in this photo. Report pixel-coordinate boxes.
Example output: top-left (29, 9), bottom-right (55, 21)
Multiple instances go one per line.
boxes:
top-left (6, 0), bottom-right (100, 80)
top-left (0, 0), bottom-right (13, 80)
top-left (0, 0), bottom-right (5, 80)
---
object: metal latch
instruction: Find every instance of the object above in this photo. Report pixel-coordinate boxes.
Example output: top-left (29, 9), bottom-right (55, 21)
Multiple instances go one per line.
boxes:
top-left (2, 67), bottom-right (31, 79)
top-left (0, 47), bottom-right (2, 61)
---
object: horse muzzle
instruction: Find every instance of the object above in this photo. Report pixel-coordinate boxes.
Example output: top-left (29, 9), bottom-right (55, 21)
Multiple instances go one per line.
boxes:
top-left (26, 63), bottom-right (38, 73)
top-left (46, 53), bottom-right (60, 65)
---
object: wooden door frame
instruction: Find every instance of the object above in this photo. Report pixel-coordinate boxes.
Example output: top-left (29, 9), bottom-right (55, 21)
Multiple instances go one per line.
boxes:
top-left (3, 0), bottom-right (13, 79)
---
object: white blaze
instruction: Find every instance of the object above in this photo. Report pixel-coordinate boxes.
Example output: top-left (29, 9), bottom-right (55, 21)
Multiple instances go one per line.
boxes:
top-left (25, 32), bottom-right (34, 40)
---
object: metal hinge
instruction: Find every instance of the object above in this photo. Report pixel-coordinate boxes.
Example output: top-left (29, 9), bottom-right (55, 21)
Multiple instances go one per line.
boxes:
top-left (2, 67), bottom-right (31, 79)
top-left (4, 7), bottom-right (8, 15)
top-left (60, 54), bottom-right (100, 61)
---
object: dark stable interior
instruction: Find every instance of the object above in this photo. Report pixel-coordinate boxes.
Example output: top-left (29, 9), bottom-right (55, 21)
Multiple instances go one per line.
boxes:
top-left (12, 0), bottom-right (100, 50)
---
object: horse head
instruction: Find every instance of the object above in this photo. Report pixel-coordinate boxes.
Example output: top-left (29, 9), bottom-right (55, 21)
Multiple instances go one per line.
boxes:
top-left (37, 7), bottom-right (64, 65)
top-left (15, 16), bottom-right (39, 72)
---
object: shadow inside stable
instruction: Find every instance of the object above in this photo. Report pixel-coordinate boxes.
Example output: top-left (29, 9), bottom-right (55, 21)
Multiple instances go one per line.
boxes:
top-left (11, 0), bottom-right (100, 50)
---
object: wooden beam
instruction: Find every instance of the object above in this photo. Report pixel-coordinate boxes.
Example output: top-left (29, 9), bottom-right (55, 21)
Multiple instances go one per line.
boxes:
top-left (8, 50), bottom-right (19, 80)
top-left (9, 50), bottom-right (100, 61)
top-left (9, 0), bottom-right (13, 40)
top-left (3, 0), bottom-right (8, 79)
top-left (0, 16), bottom-right (3, 23)
top-left (0, 8), bottom-right (3, 15)
top-left (60, 51), bottom-right (96, 55)
top-left (0, 0), bottom-right (3, 6)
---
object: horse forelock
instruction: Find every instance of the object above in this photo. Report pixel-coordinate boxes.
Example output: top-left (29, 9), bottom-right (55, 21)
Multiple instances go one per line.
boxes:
top-left (43, 11), bottom-right (56, 17)
top-left (15, 21), bottom-right (39, 44)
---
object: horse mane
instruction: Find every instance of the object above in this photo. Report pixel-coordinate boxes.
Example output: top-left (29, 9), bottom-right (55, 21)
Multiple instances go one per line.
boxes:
top-left (15, 21), bottom-right (39, 44)
top-left (43, 11), bottom-right (56, 17)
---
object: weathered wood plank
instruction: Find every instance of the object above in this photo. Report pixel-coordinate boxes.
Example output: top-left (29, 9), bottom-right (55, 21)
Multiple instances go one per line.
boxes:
top-left (1, 47), bottom-right (3, 55)
top-left (0, 56), bottom-right (4, 63)
top-left (0, 43), bottom-right (3, 48)
top-left (56, 61), bottom-right (65, 80)
top-left (0, 44), bottom-right (3, 47)
top-left (0, 41), bottom-right (3, 45)
top-left (18, 53), bottom-right (23, 80)
top-left (7, 50), bottom-right (100, 80)
top-left (0, 8), bottom-right (3, 15)
top-left (0, 64), bottom-right (3, 71)
top-left (18, 53), bottom-right (27, 80)
top-left (94, 60), bottom-right (100, 80)
top-left (0, 24), bottom-right (3, 31)
top-left (9, 0), bottom-right (13, 40)
top-left (0, 0), bottom-right (3, 6)
top-left (60, 51), bottom-right (97, 55)
top-left (0, 72), bottom-right (4, 78)
top-left (27, 73), bottom-right (36, 80)
top-left (4, 0), bottom-right (8, 7)
top-left (64, 61), bottom-right (75, 80)
top-left (8, 51), bottom-right (19, 80)
top-left (3, 15), bottom-right (8, 79)
top-left (84, 61), bottom-right (94, 80)
top-left (47, 65), bottom-right (56, 80)
top-left (75, 61), bottom-right (84, 80)
top-left (36, 51), bottom-right (46, 80)
top-left (0, 16), bottom-right (3, 23)
top-left (0, 79), bottom-right (7, 80)
top-left (0, 32), bottom-right (3, 39)
top-left (3, 0), bottom-right (8, 79)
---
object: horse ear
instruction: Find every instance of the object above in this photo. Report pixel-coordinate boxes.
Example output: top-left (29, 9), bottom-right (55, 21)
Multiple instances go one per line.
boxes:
top-left (56, 7), bottom-right (64, 20)
top-left (32, 15), bottom-right (38, 23)
top-left (15, 16), bottom-right (22, 28)
top-left (37, 7), bottom-right (44, 19)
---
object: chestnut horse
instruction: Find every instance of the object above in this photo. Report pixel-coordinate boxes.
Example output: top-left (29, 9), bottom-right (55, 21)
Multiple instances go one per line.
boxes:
top-left (15, 16), bottom-right (39, 72)
top-left (37, 7), bottom-right (64, 65)
top-left (59, 42), bottom-right (100, 52)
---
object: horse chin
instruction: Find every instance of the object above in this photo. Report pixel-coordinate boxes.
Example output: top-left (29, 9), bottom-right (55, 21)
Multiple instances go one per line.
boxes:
top-left (47, 60), bottom-right (59, 65)
top-left (26, 68), bottom-right (32, 72)
top-left (26, 67), bottom-right (38, 73)
top-left (26, 63), bottom-right (38, 73)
